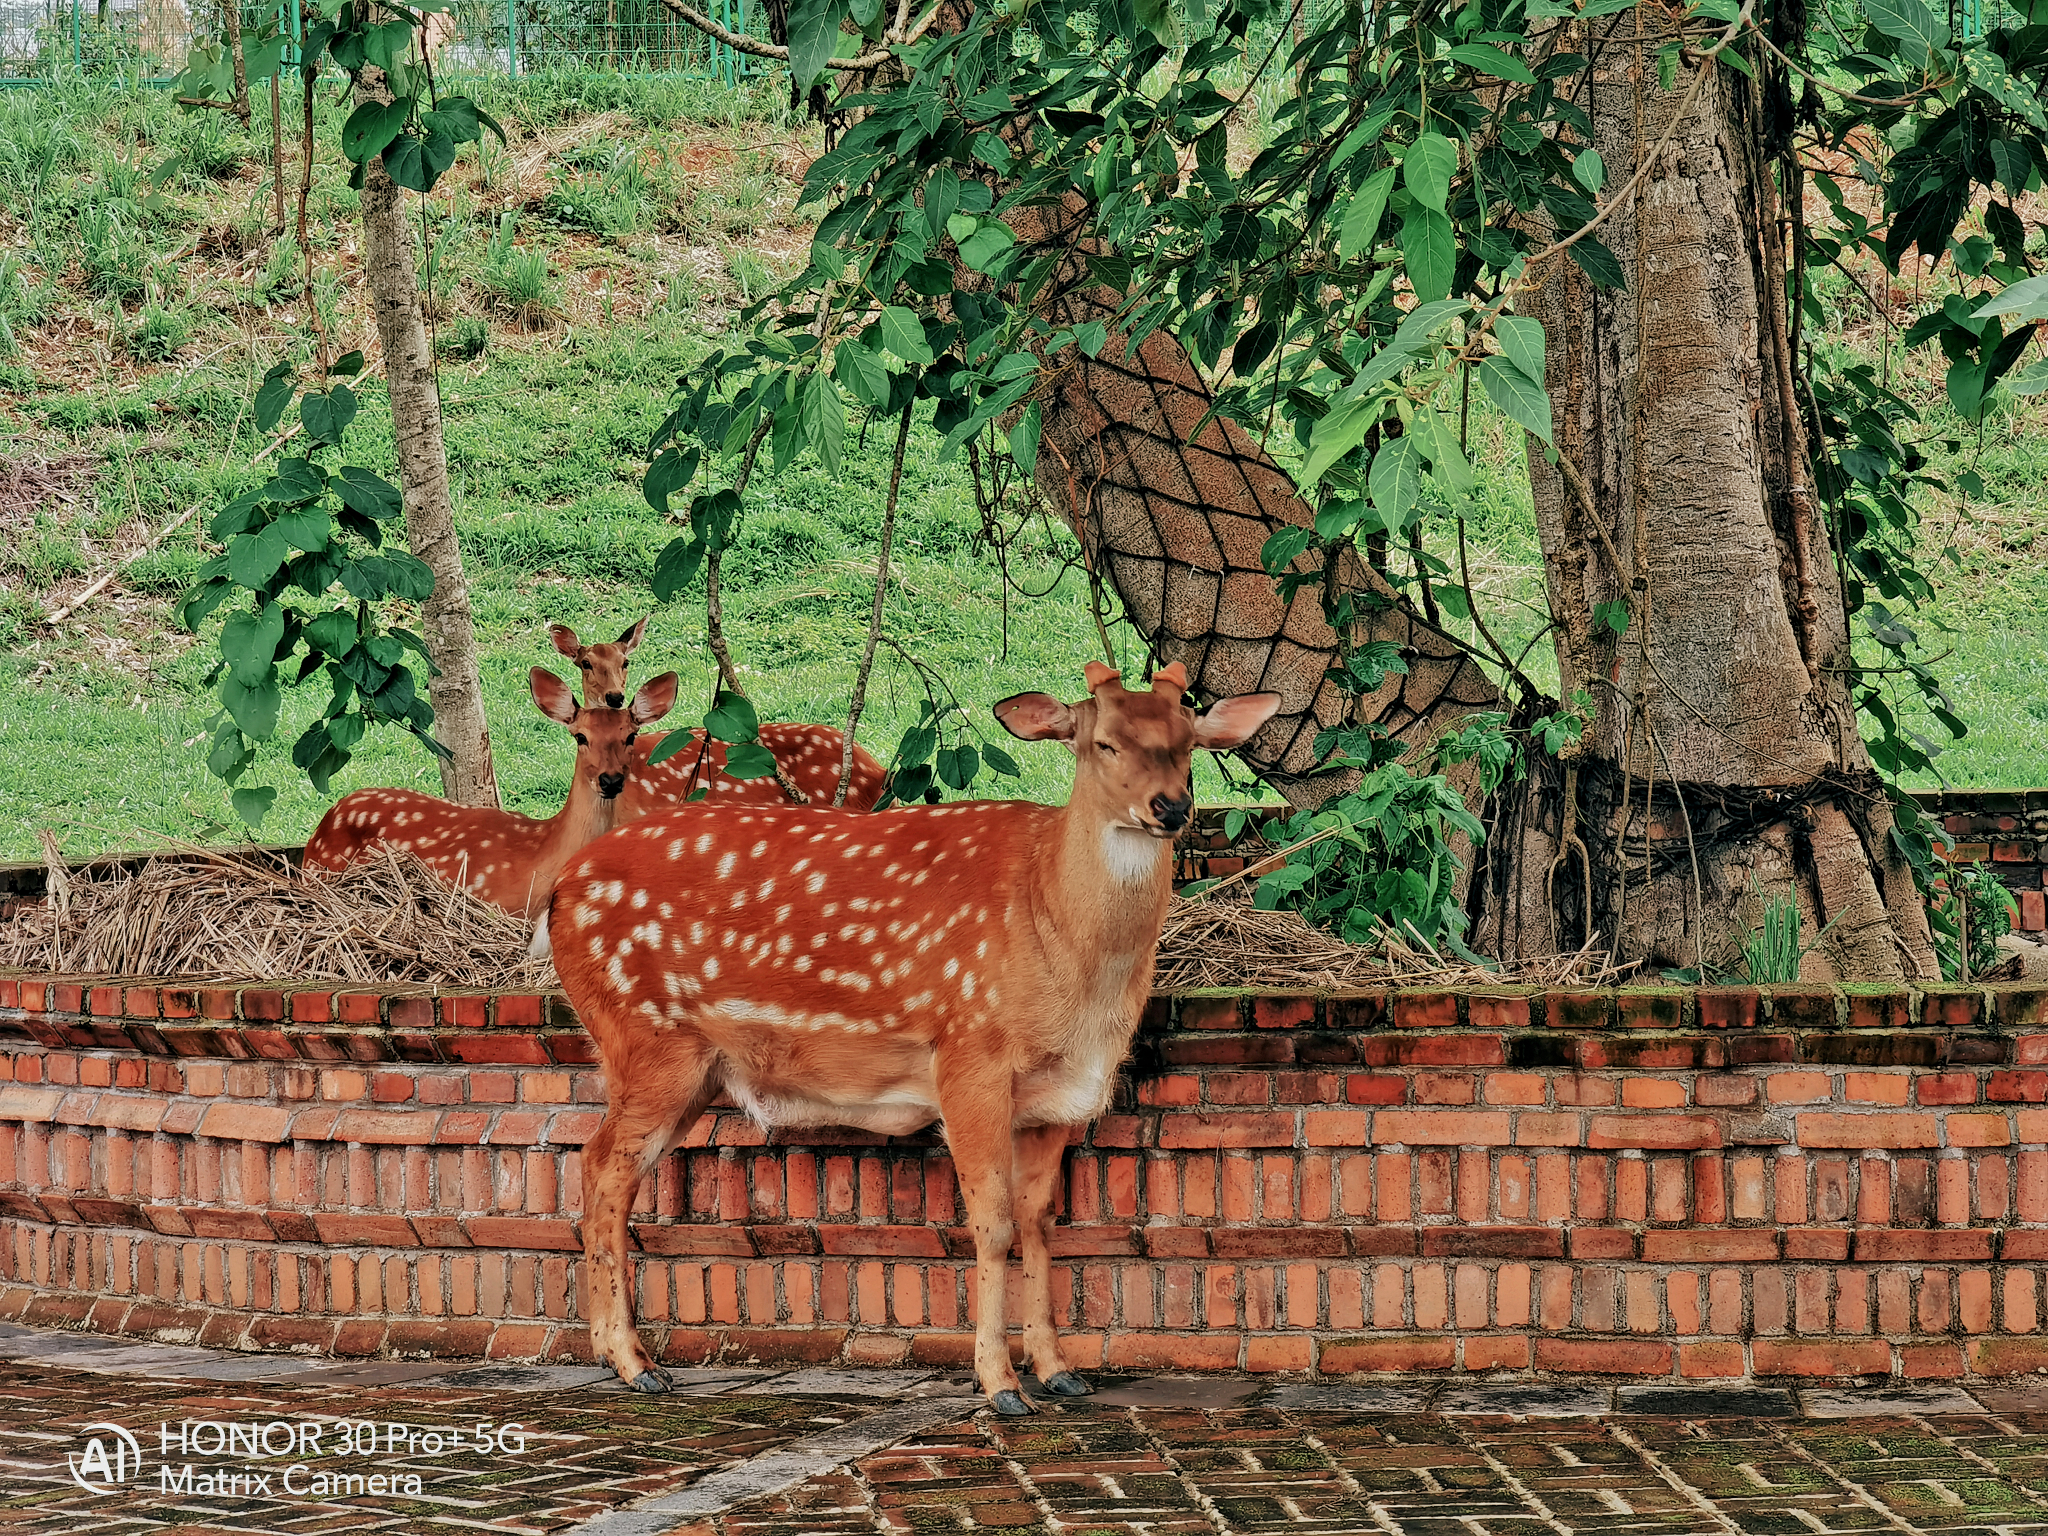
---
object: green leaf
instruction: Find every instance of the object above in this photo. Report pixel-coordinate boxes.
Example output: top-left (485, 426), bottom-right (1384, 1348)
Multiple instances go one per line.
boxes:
top-left (1567, 237), bottom-right (1627, 290)
top-left (935, 743), bottom-right (979, 790)
top-left (327, 350), bottom-right (365, 378)
top-left (1339, 166), bottom-right (1397, 260)
top-left (231, 785), bottom-right (278, 828)
top-left (1447, 42), bottom-right (1536, 82)
top-left (704, 691), bottom-right (760, 744)
top-left (799, 371), bottom-right (847, 476)
top-left (1261, 526), bottom-right (1314, 574)
top-left (362, 17), bottom-right (412, 69)
top-left (1009, 402), bottom-right (1042, 475)
top-left (722, 742), bottom-right (780, 779)
top-left (299, 384), bottom-right (358, 444)
top-left (1572, 147), bottom-right (1606, 195)
top-left (227, 524), bottom-right (292, 588)
top-left (206, 719), bottom-right (252, 779)
top-left (652, 536), bottom-right (705, 601)
top-left (983, 743), bottom-right (1020, 777)
top-left (272, 506), bottom-right (329, 553)
top-left (1298, 399), bottom-right (1377, 487)
top-left (1368, 435), bottom-right (1424, 530)
top-left (2008, 357), bottom-right (2048, 396)
top-left (879, 306), bottom-right (935, 365)
top-left (1479, 355), bottom-right (1554, 444)
top-left (1594, 599), bottom-right (1630, 639)
top-left (642, 445), bottom-right (702, 514)
top-left (220, 669), bottom-right (282, 738)
top-left (220, 602), bottom-right (287, 686)
top-left (957, 218), bottom-right (1016, 273)
top-left (785, 0), bottom-right (851, 87)
top-left (1400, 206), bottom-right (1456, 304)
top-left (1495, 316), bottom-right (1547, 386)
top-left (335, 465), bottom-right (401, 519)
top-left (833, 339), bottom-right (891, 405)
top-left (254, 364), bottom-right (296, 433)
top-left (1419, 410), bottom-right (1473, 493)
top-left (1402, 132), bottom-right (1459, 213)
top-left (1213, 206), bottom-right (1264, 263)
top-left (1974, 274), bottom-right (2048, 323)
top-left (339, 99), bottom-right (408, 165)
top-left (1864, 0), bottom-right (1948, 65)
top-left (303, 608), bottom-right (357, 656)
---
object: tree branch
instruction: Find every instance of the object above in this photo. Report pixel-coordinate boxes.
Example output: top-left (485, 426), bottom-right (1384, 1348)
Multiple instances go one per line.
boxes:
top-left (646, 0), bottom-right (925, 68)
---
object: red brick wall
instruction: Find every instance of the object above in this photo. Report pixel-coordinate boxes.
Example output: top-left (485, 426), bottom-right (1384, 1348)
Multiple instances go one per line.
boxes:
top-left (5, 973), bottom-right (2048, 1379)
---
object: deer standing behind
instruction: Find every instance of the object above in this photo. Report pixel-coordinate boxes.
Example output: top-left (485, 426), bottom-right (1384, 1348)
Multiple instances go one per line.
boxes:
top-left (303, 669), bottom-right (678, 918)
top-left (548, 663), bottom-right (1279, 1413)
top-left (550, 618), bottom-right (886, 813)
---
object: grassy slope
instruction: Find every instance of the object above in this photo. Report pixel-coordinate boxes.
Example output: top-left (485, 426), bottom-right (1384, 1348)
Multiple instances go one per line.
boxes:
top-left (0, 72), bottom-right (2043, 865)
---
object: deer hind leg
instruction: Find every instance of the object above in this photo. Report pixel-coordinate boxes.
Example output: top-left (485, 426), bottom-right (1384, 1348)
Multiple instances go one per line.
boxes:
top-left (940, 1072), bottom-right (1030, 1416)
top-left (581, 1038), bottom-right (714, 1393)
top-left (1012, 1122), bottom-right (1090, 1398)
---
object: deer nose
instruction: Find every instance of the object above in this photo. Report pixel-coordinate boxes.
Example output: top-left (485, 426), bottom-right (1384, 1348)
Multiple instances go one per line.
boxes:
top-left (605, 691), bottom-right (625, 708)
top-left (1149, 792), bottom-right (1192, 832)
top-left (598, 771), bottom-right (626, 799)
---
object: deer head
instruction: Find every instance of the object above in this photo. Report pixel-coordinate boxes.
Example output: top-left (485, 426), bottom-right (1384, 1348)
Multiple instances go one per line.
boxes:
top-left (549, 617), bottom-right (649, 709)
top-left (530, 665), bottom-right (678, 802)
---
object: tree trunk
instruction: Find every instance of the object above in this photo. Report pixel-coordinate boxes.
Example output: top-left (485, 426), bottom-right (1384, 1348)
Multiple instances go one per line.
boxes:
top-left (1012, 197), bottom-right (1506, 806)
top-left (357, 72), bottom-right (501, 809)
top-left (223, 0), bottom-right (251, 125)
top-left (1478, 12), bottom-right (1937, 979)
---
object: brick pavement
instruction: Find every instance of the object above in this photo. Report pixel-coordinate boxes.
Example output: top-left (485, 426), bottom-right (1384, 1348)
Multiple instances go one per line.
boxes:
top-left (8, 1332), bottom-right (2048, 1536)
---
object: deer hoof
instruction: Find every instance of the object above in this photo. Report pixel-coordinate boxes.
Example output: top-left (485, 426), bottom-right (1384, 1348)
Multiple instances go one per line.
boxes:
top-left (628, 1367), bottom-right (673, 1394)
top-left (1042, 1371), bottom-right (1093, 1397)
top-left (990, 1389), bottom-right (1037, 1418)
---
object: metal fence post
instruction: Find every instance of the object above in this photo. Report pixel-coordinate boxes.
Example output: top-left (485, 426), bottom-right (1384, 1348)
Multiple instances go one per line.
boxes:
top-left (506, 0), bottom-right (518, 76)
top-left (71, 0), bottom-right (81, 76)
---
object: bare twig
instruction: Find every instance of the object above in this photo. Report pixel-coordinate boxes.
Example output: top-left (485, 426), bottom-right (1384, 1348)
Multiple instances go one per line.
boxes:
top-left (838, 399), bottom-right (915, 808)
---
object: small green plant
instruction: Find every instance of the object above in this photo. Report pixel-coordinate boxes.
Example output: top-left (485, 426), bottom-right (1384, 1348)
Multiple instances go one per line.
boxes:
top-left (437, 315), bottom-right (489, 359)
top-left (660, 269), bottom-right (698, 314)
top-left (1934, 864), bottom-right (2020, 981)
top-left (477, 213), bottom-right (561, 328)
top-left (728, 248), bottom-right (772, 306)
top-left (1742, 888), bottom-right (1808, 985)
top-left (1199, 725), bottom-right (1486, 952)
top-left (0, 254), bottom-right (58, 357)
top-left (166, 110), bottom-right (244, 181)
top-left (77, 206), bottom-right (150, 300)
top-left (129, 304), bottom-right (187, 361)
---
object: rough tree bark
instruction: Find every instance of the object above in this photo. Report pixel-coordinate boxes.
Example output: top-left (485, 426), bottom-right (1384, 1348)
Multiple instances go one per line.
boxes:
top-left (357, 69), bottom-right (501, 808)
top-left (1483, 9), bottom-right (1938, 978)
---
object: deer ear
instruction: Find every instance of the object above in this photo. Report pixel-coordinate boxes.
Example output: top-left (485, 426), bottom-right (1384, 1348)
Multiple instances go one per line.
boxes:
top-left (548, 624), bottom-right (581, 659)
top-left (616, 616), bottom-right (649, 653)
top-left (531, 668), bottom-right (580, 725)
top-left (1083, 662), bottom-right (1122, 694)
top-left (631, 671), bottom-right (679, 724)
top-left (1151, 661), bottom-right (1189, 700)
top-left (995, 692), bottom-right (1078, 742)
top-left (1192, 692), bottom-right (1281, 749)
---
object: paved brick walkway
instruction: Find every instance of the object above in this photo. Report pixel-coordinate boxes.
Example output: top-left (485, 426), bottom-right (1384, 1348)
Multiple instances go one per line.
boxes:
top-left (6, 1325), bottom-right (2048, 1536)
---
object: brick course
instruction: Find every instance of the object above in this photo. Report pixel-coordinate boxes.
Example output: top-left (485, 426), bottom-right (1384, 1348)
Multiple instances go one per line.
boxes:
top-left (6, 974), bottom-right (2048, 1376)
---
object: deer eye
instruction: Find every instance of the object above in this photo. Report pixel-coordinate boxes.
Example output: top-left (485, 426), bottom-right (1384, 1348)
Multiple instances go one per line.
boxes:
top-left (577, 659), bottom-right (591, 669)
top-left (1096, 740), bottom-right (1117, 754)
top-left (574, 733), bottom-right (589, 746)
top-left (626, 732), bottom-right (637, 744)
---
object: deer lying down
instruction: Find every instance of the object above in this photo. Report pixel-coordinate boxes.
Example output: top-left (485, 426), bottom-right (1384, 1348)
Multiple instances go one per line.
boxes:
top-left (547, 662), bottom-right (1280, 1414)
top-left (550, 617), bottom-right (886, 812)
top-left (303, 669), bottom-right (678, 919)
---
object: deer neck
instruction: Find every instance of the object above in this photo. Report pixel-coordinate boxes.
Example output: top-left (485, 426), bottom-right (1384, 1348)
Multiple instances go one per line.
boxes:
top-left (535, 770), bottom-right (617, 883)
top-left (1034, 775), bottom-right (1176, 974)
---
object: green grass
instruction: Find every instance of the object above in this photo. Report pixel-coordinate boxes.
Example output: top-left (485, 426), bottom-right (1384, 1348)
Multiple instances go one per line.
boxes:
top-left (0, 70), bottom-right (2043, 868)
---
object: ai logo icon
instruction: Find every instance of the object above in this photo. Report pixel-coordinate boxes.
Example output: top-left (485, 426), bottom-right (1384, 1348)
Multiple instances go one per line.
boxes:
top-left (67, 1423), bottom-right (143, 1493)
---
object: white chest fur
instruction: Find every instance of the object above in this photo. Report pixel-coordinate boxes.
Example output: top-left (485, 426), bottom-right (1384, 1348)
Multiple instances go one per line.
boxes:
top-left (1016, 1034), bottom-right (1129, 1126)
top-left (1101, 825), bottom-right (1168, 884)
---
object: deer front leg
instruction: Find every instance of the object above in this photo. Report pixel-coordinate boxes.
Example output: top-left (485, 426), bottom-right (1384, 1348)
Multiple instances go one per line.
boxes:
top-left (1012, 1122), bottom-right (1090, 1398)
top-left (940, 1074), bottom-right (1031, 1416)
top-left (581, 1068), bottom-right (711, 1393)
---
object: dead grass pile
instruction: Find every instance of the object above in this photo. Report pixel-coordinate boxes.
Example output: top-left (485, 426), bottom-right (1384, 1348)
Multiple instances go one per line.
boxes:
top-left (0, 841), bottom-right (556, 989)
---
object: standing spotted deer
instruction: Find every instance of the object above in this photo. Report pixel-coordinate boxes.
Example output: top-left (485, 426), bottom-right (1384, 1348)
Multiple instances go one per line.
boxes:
top-left (551, 616), bottom-right (887, 813)
top-left (547, 662), bottom-right (1279, 1413)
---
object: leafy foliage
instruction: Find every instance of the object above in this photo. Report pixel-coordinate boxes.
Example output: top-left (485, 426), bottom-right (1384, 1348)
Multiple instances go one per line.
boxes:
top-left (177, 355), bottom-right (443, 826)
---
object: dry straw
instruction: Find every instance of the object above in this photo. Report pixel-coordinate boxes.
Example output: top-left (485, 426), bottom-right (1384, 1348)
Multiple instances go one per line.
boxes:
top-left (0, 840), bottom-right (558, 989)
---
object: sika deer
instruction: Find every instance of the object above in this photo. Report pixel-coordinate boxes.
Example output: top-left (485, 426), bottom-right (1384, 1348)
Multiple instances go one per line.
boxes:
top-left (304, 668), bottom-right (679, 918)
top-left (550, 618), bottom-right (649, 709)
top-left (548, 662), bottom-right (1279, 1413)
top-left (551, 615), bottom-right (886, 810)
